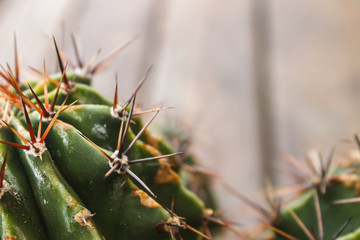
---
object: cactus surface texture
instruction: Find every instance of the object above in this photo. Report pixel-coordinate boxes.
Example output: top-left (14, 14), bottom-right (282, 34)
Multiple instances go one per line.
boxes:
top-left (249, 148), bottom-right (360, 240)
top-left (0, 37), bottom-right (218, 240)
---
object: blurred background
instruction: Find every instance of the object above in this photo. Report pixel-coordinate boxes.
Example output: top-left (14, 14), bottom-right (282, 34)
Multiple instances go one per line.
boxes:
top-left (1, 0), bottom-right (360, 238)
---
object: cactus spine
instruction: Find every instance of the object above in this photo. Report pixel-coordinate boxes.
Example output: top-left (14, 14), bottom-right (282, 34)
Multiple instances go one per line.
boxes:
top-left (0, 36), bottom-right (218, 239)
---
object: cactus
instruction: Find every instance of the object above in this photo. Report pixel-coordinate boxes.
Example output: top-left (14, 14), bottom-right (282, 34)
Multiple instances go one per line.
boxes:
top-left (247, 146), bottom-right (360, 239)
top-left (0, 36), bottom-right (220, 239)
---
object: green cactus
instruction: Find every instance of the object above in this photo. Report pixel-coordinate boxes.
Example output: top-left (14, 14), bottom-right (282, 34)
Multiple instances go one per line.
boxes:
top-left (249, 148), bottom-right (360, 240)
top-left (0, 36), bottom-right (220, 239)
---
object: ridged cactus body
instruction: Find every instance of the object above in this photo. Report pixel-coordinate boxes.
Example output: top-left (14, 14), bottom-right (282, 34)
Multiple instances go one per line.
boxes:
top-left (0, 39), bottom-right (215, 239)
top-left (262, 152), bottom-right (360, 240)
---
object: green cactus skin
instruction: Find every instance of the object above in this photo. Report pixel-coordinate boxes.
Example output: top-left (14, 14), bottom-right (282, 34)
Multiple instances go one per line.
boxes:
top-left (0, 127), bottom-right (47, 240)
top-left (0, 40), bottom-right (215, 239)
top-left (274, 185), bottom-right (360, 239)
top-left (11, 117), bottom-right (104, 240)
top-left (263, 154), bottom-right (360, 240)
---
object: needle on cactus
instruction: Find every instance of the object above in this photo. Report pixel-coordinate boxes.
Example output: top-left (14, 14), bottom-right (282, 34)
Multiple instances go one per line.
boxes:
top-left (159, 198), bottom-right (211, 240)
top-left (53, 37), bottom-right (72, 92)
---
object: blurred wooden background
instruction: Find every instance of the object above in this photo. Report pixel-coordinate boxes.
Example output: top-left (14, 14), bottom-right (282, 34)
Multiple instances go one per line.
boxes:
top-left (1, 0), bottom-right (360, 238)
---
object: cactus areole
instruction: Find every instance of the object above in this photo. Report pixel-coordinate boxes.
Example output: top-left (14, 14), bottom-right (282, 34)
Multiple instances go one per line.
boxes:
top-left (0, 36), bottom-right (216, 239)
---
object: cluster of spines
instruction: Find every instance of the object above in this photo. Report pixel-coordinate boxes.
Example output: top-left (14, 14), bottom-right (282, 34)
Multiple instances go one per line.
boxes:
top-left (0, 35), bottom-right (239, 240)
top-left (223, 140), bottom-right (360, 239)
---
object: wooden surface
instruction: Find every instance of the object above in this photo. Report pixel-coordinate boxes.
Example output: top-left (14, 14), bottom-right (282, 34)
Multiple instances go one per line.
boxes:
top-left (1, 0), bottom-right (360, 237)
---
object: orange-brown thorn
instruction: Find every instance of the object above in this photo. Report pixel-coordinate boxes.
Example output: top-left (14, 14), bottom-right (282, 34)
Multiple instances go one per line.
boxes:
top-left (184, 225), bottom-right (211, 240)
top-left (0, 141), bottom-right (30, 150)
top-left (1, 65), bottom-right (41, 114)
top-left (1, 120), bottom-right (29, 145)
top-left (203, 215), bottom-right (245, 239)
top-left (49, 63), bottom-right (68, 113)
top-left (78, 132), bottom-right (113, 162)
top-left (28, 65), bottom-right (60, 88)
top-left (14, 33), bottom-right (20, 84)
top-left (89, 35), bottom-right (139, 74)
top-left (43, 61), bottom-right (50, 110)
top-left (37, 115), bottom-right (43, 140)
top-left (313, 189), bottom-right (323, 240)
top-left (133, 107), bottom-right (174, 117)
top-left (288, 208), bottom-right (315, 240)
top-left (21, 96), bottom-right (36, 143)
top-left (116, 118), bottom-right (124, 152)
top-left (113, 75), bottom-right (118, 111)
top-left (28, 84), bottom-right (50, 118)
top-left (71, 33), bottom-right (84, 68)
top-left (53, 36), bottom-right (70, 89)
top-left (262, 222), bottom-right (298, 240)
top-left (40, 97), bottom-right (76, 143)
